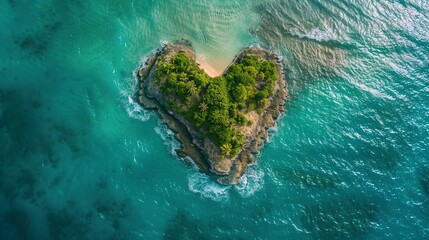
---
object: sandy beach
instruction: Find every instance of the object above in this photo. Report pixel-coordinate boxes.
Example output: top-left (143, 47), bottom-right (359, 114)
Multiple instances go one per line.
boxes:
top-left (196, 55), bottom-right (224, 77)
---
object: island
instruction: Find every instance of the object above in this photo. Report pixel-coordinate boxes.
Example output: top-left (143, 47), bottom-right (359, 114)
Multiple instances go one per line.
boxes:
top-left (136, 43), bottom-right (287, 185)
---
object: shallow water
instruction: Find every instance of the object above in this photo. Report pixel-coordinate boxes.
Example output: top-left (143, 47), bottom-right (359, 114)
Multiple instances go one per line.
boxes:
top-left (1, 0), bottom-right (429, 239)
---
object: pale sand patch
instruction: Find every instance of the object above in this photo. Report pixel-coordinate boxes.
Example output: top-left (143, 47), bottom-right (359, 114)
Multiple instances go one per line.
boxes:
top-left (196, 55), bottom-right (224, 77)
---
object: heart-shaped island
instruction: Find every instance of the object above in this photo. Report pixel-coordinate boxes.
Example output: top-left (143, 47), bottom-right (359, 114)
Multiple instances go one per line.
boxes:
top-left (137, 43), bottom-right (287, 185)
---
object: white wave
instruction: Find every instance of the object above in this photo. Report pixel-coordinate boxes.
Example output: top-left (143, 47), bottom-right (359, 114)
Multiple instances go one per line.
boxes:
top-left (124, 96), bottom-right (151, 122)
top-left (234, 166), bottom-right (265, 198)
top-left (160, 39), bottom-right (170, 47)
top-left (135, 46), bottom-right (161, 73)
top-left (188, 170), bottom-right (231, 202)
top-left (291, 27), bottom-right (337, 42)
top-left (154, 122), bottom-right (180, 156)
top-left (119, 44), bottom-right (169, 123)
top-left (265, 122), bottom-right (280, 143)
top-left (185, 164), bottom-right (265, 201)
top-left (248, 42), bottom-right (262, 49)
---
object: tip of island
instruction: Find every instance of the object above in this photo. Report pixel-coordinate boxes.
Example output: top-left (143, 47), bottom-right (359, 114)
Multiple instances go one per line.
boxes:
top-left (136, 43), bottom-right (288, 185)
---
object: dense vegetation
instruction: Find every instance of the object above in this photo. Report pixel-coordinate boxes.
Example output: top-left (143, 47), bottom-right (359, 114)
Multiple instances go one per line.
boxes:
top-left (155, 51), bottom-right (278, 157)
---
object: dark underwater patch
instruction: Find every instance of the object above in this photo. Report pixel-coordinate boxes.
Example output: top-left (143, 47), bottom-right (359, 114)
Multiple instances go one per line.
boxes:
top-left (96, 177), bottom-right (109, 190)
top-left (247, 199), bottom-right (274, 220)
top-left (3, 207), bottom-right (30, 240)
top-left (93, 198), bottom-right (131, 233)
top-left (16, 169), bottom-right (38, 200)
top-left (349, 99), bottom-right (411, 171)
top-left (301, 198), bottom-right (378, 239)
top-left (50, 123), bottom-right (84, 159)
top-left (419, 166), bottom-right (429, 196)
top-left (0, 89), bottom-right (48, 162)
top-left (8, 0), bottom-right (16, 8)
top-left (163, 211), bottom-right (207, 240)
top-left (46, 208), bottom-right (90, 240)
top-left (31, 99), bottom-right (42, 109)
top-left (93, 198), bottom-right (129, 220)
top-left (359, 144), bottom-right (401, 170)
top-left (16, 35), bottom-right (49, 58)
top-left (275, 167), bottom-right (342, 188)
top-left (14, 20), bottom-right (62, 58)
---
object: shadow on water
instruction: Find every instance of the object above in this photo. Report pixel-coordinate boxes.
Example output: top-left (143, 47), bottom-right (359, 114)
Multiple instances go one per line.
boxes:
top-left (275, 167), bottom-right (343, 188)
top-left (301, 197), bottom-right (379, 239)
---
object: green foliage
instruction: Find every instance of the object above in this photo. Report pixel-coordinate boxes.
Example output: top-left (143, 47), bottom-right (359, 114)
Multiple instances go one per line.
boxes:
top-left (236, 114), bottom-right (248, 125)
top-left (220, 143), bottom-right (232, 157)
top-left (155, 51), bottom-right (278, 158)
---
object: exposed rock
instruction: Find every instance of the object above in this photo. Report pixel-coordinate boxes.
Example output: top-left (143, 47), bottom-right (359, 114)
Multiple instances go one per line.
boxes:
top-left (136, 43), bottom-right (288, 185)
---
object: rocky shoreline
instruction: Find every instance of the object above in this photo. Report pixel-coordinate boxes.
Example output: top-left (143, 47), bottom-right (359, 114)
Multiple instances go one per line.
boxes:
top-left (136, 43), bottom-right (288, 185)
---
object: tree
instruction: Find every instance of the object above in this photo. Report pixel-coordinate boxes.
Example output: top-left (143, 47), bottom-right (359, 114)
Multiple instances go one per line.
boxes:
top-left (233, 84), bottom-right (247, 104)
top-left (186, 81), bottom-right (198, 95)
top-left (199, 102), bottom-right (208, 112)
top-left (155, 51), bottom-right (278, 158)
top-left (220, 143), bottom-right (232, 157)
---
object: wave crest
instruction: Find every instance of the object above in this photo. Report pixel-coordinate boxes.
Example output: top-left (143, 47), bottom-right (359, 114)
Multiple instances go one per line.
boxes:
top-left (188, 170), bottom-right (231, 202)
top-left (154, 123), bottom-right (181, 157)
top-left (235, 167), bottom-right (265, 198)
top-left (124, 96), bottom-right (151, 122)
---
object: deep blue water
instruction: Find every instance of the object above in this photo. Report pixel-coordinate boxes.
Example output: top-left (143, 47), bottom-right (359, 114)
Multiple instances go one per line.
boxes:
top-left (1, 0), bottom-right (429, 239)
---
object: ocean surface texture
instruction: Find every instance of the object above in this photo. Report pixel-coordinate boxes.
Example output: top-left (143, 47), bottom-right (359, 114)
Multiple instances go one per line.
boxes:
top-left (1, 0), bottom-right (429, 239)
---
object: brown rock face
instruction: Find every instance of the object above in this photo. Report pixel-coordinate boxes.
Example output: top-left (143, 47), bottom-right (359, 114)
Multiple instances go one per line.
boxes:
top-left (136, 43), bottom-right (288, 185)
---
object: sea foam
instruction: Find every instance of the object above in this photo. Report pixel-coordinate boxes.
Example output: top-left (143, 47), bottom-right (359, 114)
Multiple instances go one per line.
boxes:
top-left (154, 122), bottom-right (181, 157)
top-left (124, 96), bottom-right (151, 122)
top-left (119, 50), bottom-right (161, 123)
top-left (187, 165), bottom-right (265, 201)
top-left (234, 166), bottom-right (265, 198)
top-left (188, 169), bottom-right (231, 202)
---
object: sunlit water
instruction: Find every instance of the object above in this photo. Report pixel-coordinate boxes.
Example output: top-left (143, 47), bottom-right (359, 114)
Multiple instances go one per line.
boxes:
top-left (1, 0), bottom-right (429, 239)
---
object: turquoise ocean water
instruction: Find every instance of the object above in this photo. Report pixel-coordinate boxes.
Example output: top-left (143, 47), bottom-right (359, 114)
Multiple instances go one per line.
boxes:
top-left (1, 0), bottom-right (429, 239)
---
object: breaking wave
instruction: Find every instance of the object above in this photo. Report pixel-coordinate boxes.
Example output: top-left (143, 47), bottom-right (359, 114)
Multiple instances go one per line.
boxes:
top-left (154, 122), bottom-right (181, 157)
top-left (234, 166), bottom-right (265, 198)
top-left (188, 170), bottom-right (231, 202)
